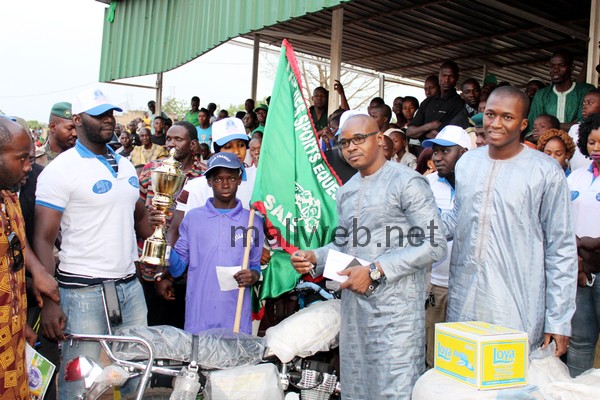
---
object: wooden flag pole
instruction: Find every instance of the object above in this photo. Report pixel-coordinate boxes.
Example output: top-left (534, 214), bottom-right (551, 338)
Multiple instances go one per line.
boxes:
top-left (233, 208), bottom-right (255, 333)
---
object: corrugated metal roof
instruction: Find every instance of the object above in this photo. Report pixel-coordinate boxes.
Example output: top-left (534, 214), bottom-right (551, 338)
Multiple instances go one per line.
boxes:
top-left (244, 0), bottom-right (591, 86)
top-left (100, 0), bottom-right (592, 87)
top-left (99, 0), bottom-right (350, 82)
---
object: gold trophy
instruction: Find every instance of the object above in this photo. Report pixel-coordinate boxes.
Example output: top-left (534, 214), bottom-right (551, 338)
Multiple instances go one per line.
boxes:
top-left (140, 148), bottom-right (187, 266)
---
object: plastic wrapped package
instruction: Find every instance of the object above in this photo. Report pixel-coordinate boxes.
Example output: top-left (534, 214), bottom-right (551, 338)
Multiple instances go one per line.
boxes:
top-left (411, 369), bottom-right (543, 399)
top-left (265, 299), bottom-right (341, 363)
top-left (544, 369), bottom-right (600, 400)
top-left (112, 326), bottom-right (265, 369)
top-left (203, 363), bottom-right (284, 400)
top-left (527, 342), bottom-right (571, 395)
top-left (529, 342), bottom-right (600, 400)
top-left (113, 325), bottom-right (191, 361)
top-left (412, 342), bottom-right (600, 400)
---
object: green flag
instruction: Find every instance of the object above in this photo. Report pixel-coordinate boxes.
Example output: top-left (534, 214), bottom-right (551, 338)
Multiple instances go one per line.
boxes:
top-left (251, 40), bottom-right (341, 301)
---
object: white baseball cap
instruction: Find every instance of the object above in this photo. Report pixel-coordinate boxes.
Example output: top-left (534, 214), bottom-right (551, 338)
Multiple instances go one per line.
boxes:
top-left (422, 125), bottom-right (473, 150)
top-left (212, 117), bottom-right (249, 152)
top-left (72, 88), bottom-right (122, 116)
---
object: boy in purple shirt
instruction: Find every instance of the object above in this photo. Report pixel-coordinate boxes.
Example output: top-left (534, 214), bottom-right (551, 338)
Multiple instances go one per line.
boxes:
top-left (167, 153), bottom-right (263, 334)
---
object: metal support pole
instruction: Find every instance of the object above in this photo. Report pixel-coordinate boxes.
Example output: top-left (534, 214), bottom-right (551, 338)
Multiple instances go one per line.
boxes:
top-left (156, 72), bottom-right (163, 114)
top-left (328, 7), bottom-right (343, 113)
top-left (378, 73), bottom-right (385, 99)
top-left (587, 0), bottom-right (600, 84)
top-left (251, 34), bottom-right (260, 102)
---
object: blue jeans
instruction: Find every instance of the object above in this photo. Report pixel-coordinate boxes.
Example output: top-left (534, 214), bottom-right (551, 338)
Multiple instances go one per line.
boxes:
top-left (566, 279), bottom-right (600, 377)
top-left (58, 279), bottom-right (148, 399)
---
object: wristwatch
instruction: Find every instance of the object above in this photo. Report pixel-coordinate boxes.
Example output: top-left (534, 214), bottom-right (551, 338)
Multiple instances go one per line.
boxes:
top-left (369, 262), bottom-right (382, 282)
top-left (365, 263), bottom-right (381, 297)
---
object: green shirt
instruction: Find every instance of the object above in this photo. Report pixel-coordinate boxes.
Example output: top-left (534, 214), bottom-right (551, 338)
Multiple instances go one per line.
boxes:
top-left (528, 82), bottom-right (595, 128)
top-left (309, 105), bottom-right (328, 131)
top-left (185, 110), bottom-right (200, 126)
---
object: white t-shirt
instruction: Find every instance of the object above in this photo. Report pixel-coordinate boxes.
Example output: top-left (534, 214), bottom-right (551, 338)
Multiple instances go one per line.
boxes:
top-left (36, 142), bottom-right (139, 279)
top-left (567, 163), bottom-right (600, 238)
top-left (176, 165), bottom-right (257, 213)
top-left (427, 172), bottom-right (454, 288)
top-left (568, 124), bottom-right (589, 171)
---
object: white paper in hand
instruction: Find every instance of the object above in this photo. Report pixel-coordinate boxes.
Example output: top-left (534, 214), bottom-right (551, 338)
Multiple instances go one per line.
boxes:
top-left (323, 249), bottom-right (369, 283)
top-left (216, 266), bottom-right (242, 291)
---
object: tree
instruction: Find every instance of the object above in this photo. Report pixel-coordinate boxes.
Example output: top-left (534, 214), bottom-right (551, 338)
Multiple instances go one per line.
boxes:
top-left (261, 52), bottom-right (379, 111)
top-left (27, 120), bottom-right (45, 130)
top-left (298, 61), bottom-right (379, 110)
top-left (226, 103), bottom-right (245, 117)
top-left (162, 97), bottom-right (188, 120)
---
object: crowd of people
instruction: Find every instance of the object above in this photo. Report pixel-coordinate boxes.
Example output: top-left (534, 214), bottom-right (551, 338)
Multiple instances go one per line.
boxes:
top-left (0, 46), bottom-right (599, 399)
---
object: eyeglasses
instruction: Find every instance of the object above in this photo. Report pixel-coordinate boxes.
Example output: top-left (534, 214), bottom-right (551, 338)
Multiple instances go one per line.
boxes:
top-left (7, 231), bottom-right (24, 272)
top-left (211, 176), bottom-right (238, 184)
top-left (337, 131), bottom-right (379, 149)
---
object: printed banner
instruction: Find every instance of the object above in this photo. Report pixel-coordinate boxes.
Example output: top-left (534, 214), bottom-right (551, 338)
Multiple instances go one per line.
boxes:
top-left (251, 39), bottom-right (341, 300)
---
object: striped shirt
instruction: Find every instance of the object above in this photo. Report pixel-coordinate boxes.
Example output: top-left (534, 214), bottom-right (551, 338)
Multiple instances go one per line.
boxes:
top-left (102, 152), bottom-right (119, 174)
top-left (138, 156), bottom-right (207, 280)
top-left (139, 156), bottom-right (207, 206)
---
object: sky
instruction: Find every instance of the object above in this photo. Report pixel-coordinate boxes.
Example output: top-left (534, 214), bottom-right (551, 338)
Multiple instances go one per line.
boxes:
top-left (1, 0), bottom-right (424, 123)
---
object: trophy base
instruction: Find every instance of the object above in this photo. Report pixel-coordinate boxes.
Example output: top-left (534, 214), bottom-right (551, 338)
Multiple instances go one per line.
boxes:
top-left (140, 238), bottom-right (171, 267)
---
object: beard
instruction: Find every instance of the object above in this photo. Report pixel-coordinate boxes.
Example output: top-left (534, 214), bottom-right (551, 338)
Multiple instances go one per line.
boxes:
top-left (86, 128), bottom-right (113, 145)
top-left (0, 160), bottom-right (22, 193)
top-left (6, 183), bottom-right (20, 193)
top-left (80, 117), bottom-right (115, 145)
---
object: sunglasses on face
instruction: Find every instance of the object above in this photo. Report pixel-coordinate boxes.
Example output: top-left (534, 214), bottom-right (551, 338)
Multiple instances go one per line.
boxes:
top-left (7, 231), bottom-right (24, 272)
top-left (337, 131), bottom-right (379, 149)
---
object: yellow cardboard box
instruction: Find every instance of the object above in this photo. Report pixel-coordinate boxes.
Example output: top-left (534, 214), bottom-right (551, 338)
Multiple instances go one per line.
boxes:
top-left (434, 321), bottom-right (528, 390)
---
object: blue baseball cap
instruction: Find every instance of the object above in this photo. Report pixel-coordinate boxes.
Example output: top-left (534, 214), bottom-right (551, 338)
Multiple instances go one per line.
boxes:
top-left (204, 152), bottom-right (247, 181)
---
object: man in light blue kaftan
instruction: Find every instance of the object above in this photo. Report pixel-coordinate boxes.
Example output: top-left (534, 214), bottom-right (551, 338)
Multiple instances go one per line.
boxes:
top-left (291, 115), bottom-right (447, 400)
top-left (442, 86), bottom-right (577, 355)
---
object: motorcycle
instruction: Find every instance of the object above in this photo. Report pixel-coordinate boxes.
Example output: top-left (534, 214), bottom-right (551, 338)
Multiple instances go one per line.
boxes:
top-left (63, 281), bottom-right (341, 400)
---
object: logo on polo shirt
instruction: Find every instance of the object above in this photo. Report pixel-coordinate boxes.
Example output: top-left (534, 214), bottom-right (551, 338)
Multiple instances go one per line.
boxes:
top-left (92, 180), bottom-right (113, 194)
top-left (570, 191), bottom-right (579, 201)
top-left (596, 192), bottom-right (600, 202)
top-left (128, 176), bottom-right (139, 188)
